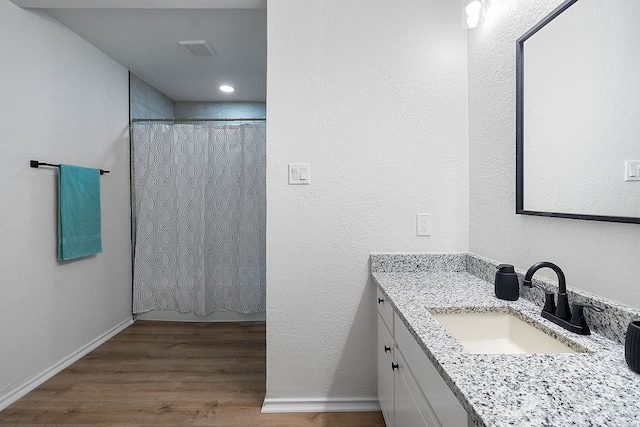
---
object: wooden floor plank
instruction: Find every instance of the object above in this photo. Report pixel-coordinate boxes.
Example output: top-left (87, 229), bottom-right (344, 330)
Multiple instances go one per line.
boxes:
top-left (0, 321), bottom-right (385, 426)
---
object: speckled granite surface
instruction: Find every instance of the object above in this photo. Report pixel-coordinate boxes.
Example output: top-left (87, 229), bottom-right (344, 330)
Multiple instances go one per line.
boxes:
top-left (371, 253), bottom-right (640, 427)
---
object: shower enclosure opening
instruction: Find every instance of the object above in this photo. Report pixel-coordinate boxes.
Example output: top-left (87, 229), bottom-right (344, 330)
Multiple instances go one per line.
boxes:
top-left (130, 118), bottom-right (266, 318)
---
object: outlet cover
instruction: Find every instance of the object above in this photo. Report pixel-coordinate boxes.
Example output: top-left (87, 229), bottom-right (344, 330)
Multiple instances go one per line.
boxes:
top-left (417, 213), bottom-right (432, 236)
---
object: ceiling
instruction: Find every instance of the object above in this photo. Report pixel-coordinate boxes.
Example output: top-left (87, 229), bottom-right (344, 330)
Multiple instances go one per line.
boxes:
top-left (18, 1), bottom-right (267, 102)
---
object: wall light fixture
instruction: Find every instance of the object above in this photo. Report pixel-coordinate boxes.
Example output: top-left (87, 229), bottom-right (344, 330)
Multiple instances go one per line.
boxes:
top-left (462, 0), bottom-right (500, 29)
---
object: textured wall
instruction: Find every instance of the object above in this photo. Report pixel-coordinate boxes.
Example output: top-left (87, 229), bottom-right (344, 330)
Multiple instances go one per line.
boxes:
top-left (0, 1), bottom-right (132, 407)
top-left (266, 0), bottom-right (468, 406)
top-left (468, 0), bottom-right (640, 308)
top-left (130, 72), bottom-right (174, 119)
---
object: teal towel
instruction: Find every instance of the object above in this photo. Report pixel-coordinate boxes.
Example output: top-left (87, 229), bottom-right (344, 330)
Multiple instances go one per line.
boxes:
top-left (58, 164), bottom-right (103, 261)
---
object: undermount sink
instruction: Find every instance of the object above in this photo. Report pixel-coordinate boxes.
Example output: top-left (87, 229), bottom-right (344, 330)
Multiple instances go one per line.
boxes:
top-left (430, 310), bottom-right (588, 354)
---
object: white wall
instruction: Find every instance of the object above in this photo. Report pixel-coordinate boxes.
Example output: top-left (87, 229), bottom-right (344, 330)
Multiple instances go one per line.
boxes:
top-left (266, 0), bottom-right (469, 407)
top-left (0, 1), bottom-right (132, 408)
top-left (468, 0), bottom-right (640, 308)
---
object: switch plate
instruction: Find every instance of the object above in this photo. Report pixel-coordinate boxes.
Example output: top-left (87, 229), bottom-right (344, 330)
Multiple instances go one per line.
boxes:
top-left (417, 213), bottom-right (432, 236)
top-left (289, 163), bottom-right (310, 185)
top-left (625, 161), bottom-right (640, 181)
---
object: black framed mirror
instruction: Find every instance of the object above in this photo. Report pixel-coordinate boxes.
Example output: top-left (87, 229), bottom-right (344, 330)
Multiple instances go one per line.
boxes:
top-left (516, 0), bottom-right (640, 224)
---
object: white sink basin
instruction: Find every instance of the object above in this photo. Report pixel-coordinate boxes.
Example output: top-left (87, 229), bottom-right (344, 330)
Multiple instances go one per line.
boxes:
top-left (430, 310), bottom-right (586, 354)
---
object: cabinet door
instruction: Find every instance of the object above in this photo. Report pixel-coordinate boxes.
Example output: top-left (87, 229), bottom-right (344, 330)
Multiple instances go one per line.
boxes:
top-left (394, 313), bottom-right (468, 427)
top-left (378, 315), bottom-right (395, 427)
top-left (394, 351), bottom-right (440, 427)
top-left (377, 287), bottom-right (394, 332)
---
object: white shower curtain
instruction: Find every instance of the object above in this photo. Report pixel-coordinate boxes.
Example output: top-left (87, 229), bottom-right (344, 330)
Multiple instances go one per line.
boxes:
top-left (131, 123), bottom-right (266, 315)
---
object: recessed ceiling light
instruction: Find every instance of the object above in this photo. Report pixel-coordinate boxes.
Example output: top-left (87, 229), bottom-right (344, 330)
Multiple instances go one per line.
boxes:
top-left (220, 85), bottom-right (235, 93)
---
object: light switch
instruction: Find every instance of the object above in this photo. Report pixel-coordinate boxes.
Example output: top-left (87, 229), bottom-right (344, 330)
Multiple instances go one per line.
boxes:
top-left (289, 163), bottom-right (310, 185)
top-left (625, 161), bottom-right (640, 181)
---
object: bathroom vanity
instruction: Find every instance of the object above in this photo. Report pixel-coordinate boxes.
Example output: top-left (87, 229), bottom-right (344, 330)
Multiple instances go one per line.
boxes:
top-left (372, 253), bottom-right (640, 427)
top-left (377, 285), bottom-right (471, 427)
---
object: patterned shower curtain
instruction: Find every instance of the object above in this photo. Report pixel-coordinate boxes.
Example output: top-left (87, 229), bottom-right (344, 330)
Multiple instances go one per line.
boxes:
top-left (131, 123), bottom-right (266, 315)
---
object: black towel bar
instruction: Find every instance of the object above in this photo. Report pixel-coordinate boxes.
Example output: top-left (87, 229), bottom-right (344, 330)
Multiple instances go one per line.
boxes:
top-left (30, 160), bottom-right (109, 175)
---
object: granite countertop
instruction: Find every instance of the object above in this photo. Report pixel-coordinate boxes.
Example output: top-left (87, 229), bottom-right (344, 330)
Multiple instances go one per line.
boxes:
top-left (371, 253), bottom-right (640, 427)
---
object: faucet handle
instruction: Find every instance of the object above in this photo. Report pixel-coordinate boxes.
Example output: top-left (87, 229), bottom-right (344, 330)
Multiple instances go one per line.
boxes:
top-left (543, 291), bottom-right (556, 314)
top-left (573, 303), bottom-right (604, 313)
top-left (569, 303), bottom-right (604, 332)
top-left (522, 278), bottom-right (556, 313)
top-left (523, 281), bottom-right (556, 310)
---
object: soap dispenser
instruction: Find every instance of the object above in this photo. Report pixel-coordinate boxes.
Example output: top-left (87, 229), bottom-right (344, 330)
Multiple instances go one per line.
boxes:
top-left (495, 264), bottom-right (519, 301)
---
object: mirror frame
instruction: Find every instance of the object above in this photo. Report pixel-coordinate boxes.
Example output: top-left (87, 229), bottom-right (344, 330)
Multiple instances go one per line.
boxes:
top-left (515, 0), bottom-right (640, 225)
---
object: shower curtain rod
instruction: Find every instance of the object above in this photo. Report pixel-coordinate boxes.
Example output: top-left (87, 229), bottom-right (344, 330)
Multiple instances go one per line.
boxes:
top-left (131, 117), bottom-right (266, 123)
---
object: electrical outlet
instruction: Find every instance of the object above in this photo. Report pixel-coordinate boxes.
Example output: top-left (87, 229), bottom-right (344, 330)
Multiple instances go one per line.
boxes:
top-left (417, 214), bottom-right (432, 236)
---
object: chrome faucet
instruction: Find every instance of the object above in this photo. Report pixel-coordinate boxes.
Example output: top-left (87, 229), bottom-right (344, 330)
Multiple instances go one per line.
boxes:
top-left (523, 261), bottom-right (602, 335)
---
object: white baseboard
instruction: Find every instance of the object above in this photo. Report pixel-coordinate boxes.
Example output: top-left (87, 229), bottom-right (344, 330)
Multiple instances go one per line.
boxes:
top-left (261, 397), bottom-right (381, 413)
top-left (0, 317), bottom-right (133, 412)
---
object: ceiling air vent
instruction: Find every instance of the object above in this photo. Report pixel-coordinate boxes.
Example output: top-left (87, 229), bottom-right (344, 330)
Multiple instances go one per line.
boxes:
top-left (179, 40), bottom-right (218, 58)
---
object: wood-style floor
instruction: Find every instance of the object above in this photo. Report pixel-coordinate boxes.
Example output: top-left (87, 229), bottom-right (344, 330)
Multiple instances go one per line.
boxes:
top-left (0, 321), bottom-right (385, 426)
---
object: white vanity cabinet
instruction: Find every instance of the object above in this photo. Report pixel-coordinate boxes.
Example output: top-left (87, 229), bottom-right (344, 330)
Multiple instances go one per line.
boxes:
top-left (377, 287), bottom-right (471, 427)
top-left (377, 287), bottom-right (396, 426)
top-left (378, 314), bottom-right (395, 427)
